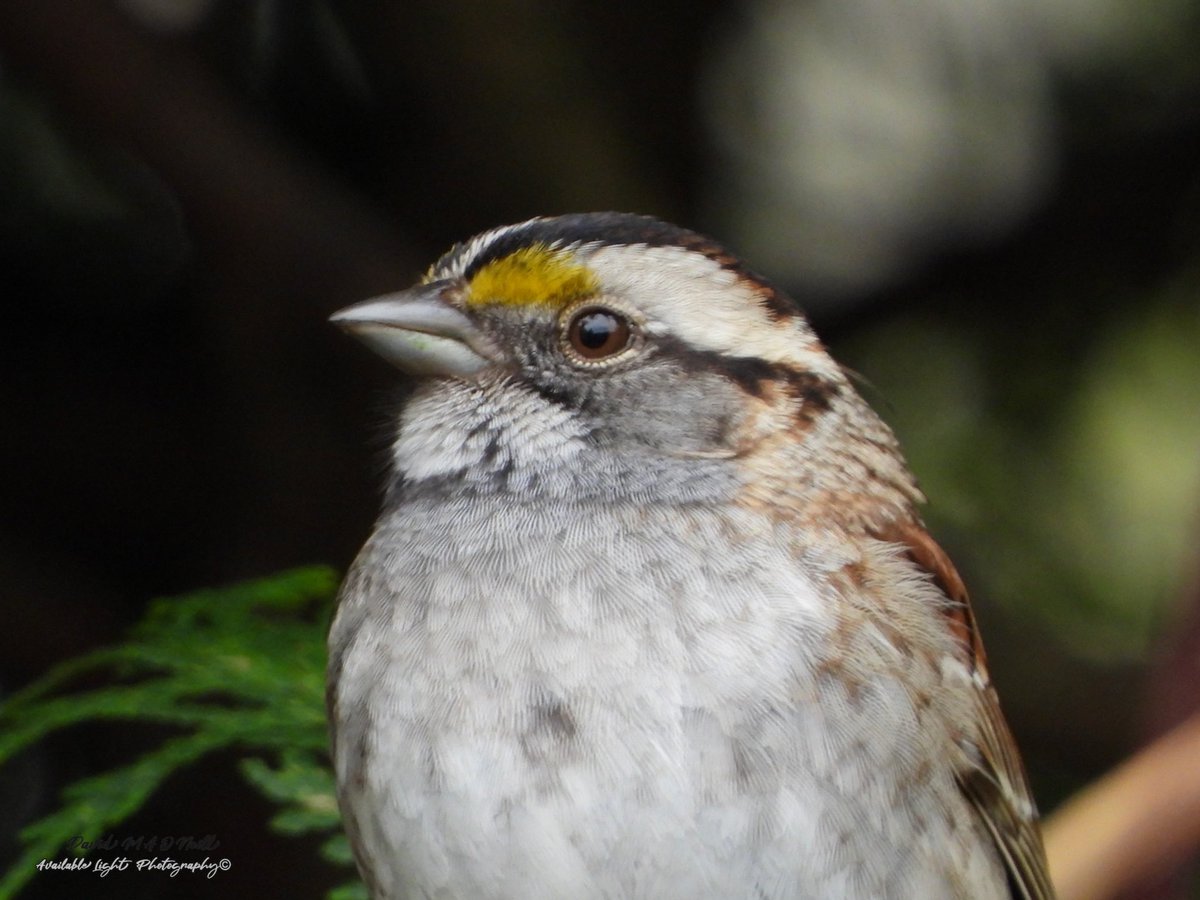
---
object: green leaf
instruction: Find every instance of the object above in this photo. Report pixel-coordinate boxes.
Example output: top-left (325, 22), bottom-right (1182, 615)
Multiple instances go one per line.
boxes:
top-left (0, 566), bottom-right (362, 899)
top-left (328, 881), bottom-right (370, 900)
top-left (240, 751), bottom-right (342, 835)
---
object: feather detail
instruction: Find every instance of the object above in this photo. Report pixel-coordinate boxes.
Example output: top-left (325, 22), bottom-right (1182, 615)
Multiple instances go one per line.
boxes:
top-left (873, 518), bottom-right (1057, 900)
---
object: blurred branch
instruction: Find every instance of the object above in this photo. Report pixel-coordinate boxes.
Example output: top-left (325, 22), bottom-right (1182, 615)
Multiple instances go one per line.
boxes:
top-left (1044, 709), bottom-right (1200, 900)
top-left (1045, 494), bottom-right (1200, 900)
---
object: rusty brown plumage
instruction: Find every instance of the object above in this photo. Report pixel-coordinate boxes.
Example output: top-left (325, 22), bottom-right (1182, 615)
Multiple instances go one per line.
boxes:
top-left (878, 518), bottom-right (1057, 900)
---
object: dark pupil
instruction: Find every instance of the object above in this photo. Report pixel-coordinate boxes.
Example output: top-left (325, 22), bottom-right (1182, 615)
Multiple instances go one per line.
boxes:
top-left (578, 312), bottom-right (617, 349)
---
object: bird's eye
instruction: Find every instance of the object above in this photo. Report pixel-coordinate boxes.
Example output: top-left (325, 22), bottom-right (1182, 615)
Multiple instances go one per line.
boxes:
top-left (564, 307), bottom-right (633, 362)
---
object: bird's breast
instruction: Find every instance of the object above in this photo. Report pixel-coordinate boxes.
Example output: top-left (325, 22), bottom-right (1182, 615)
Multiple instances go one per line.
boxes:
top-left (328, 495), bottom-right (1001, 899)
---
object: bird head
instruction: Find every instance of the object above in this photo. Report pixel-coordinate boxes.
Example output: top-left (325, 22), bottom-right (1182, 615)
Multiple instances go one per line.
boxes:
top-left (332, 212), bottom-right (920, 525)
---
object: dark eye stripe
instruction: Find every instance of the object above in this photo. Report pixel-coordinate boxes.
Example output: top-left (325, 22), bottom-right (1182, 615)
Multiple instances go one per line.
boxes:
top-left (654, 337), bottom-right (840, 410)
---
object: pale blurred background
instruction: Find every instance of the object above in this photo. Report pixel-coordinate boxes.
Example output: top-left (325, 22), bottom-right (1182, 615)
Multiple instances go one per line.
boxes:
top-left (1, 0), bottom-right (1198, 897)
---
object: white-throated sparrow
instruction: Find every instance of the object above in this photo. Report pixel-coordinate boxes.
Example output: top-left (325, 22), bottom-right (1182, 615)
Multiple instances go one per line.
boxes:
top-left (327, 213), bottom-right (1054, 899)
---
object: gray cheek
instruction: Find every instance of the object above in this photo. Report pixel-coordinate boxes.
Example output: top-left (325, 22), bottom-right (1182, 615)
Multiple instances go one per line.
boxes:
top-left (515, 338), bottom-right (745, 457)
top-left (586, 369), bottom-right (745, 455)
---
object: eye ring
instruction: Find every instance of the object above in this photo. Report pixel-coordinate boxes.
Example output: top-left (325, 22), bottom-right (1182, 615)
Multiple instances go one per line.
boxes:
top-left (561, 304), bottom-right (638, 364)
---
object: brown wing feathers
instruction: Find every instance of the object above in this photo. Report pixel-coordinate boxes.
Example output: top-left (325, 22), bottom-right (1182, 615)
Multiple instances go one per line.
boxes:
top-left (873, 519), bottom-right (1057, 900)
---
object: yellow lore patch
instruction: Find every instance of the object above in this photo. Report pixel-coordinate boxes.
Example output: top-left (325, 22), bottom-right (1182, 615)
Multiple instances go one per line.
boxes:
top-left (464, 245), bottom-right (598, 309)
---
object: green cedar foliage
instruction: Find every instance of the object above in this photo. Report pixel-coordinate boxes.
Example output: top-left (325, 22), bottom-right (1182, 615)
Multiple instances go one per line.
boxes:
top-left (0, 567), bottom-right (365, 900)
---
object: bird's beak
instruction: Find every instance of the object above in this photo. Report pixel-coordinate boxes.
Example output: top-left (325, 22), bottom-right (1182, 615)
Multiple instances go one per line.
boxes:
top-left (329, 283), bottom-right (496, 377)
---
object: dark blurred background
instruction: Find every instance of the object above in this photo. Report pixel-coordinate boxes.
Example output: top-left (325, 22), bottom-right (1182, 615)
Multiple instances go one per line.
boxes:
top-left (1, 0), bottom-right (1198, 897)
